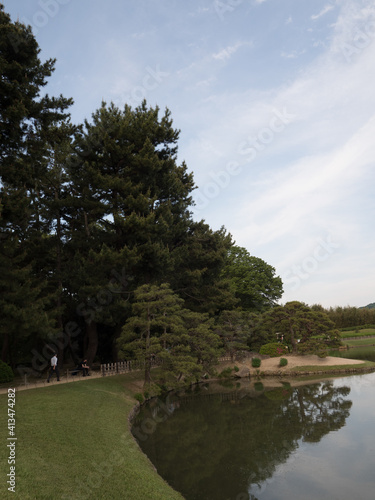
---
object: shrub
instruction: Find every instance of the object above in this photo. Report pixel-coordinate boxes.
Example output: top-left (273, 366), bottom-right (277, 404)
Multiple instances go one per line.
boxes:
top-left (0, 361), bottom-right (14, 383)
top-left (134, 393), bottom-right (144, 403)
top-left (259, 343), bottom-right (288, 357)
top-left (297, 339), bottom-right (328, 358)
top-left (279, 358), bottom-right (288, 367)
top-left (252, 357), bottom-right (261, 368)
top-left (233, 366), bottom-right (239, 372)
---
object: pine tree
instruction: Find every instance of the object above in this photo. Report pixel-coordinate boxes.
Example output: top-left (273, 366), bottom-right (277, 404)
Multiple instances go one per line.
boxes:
top-left (66, 101), bottom-right (196, 363)
top-left (0, 4), bottom-right (74, 364)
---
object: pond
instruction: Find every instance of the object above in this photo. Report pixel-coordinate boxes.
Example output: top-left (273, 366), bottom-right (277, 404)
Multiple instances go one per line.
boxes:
top-left (132, 372), bottom-right (375, 500)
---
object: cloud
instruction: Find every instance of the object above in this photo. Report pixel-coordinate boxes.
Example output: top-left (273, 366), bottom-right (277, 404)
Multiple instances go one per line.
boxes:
top-left (281, 49), bottom-right (306, 59)
top-left (212, 41), bottom-right (250, 61)
top-left (311, 4), bottom-right (335, 21)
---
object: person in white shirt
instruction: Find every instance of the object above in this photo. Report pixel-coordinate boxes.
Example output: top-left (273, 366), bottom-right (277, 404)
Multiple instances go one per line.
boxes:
top-left (47, 353), bottom-right (60, 382)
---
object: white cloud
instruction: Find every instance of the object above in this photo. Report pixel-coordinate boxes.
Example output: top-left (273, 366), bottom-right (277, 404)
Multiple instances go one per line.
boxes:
top-left (311, 4), bottom-right (335, 21)
top-left (212, 41), bottom-right (250, 61)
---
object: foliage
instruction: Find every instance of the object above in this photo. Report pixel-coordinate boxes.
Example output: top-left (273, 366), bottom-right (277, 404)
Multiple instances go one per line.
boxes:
top-left (134, 393), bottom-right (144, 403)
top-left (259, 343), bottom-right (288, 357)
top-left (0, 360), bottom-right (13, 382)
top-left (215, 309), bottom-right (250, 362)
top-left (0, 4), bottom-right (73, 365)
top-left (279, 358), bottom-right (288, 367)
top-left (320, 305), bottom-right (375, 329)
top-left (297, 339), bottom-right (328, 358)
top-left (252, 357), bottom-right (261, 368)
top-left (221, 245), bottom-right (283, 312)
top-left (252, 301), bottom-right (341, 354)
top-left (118, 283), bottom-right (221, 388)
top-left (218, 367), bottom-right (234, 378)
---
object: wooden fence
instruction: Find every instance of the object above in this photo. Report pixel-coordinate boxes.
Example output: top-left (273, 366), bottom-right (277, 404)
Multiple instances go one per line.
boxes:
top-left (100, 352), bottom-right (254, 377)
top-left (100, 358), bottom-right (160, 376)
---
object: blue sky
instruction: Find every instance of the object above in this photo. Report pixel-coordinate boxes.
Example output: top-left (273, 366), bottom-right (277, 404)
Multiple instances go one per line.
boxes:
top-left (5, 0), bottom-right (375, 308)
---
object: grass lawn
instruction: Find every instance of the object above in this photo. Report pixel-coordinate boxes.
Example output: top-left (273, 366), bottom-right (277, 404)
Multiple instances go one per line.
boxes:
top-left (344, 338), bottom-right (375, 346)
top-left (340, 329), bottom-right (375, 338)
top-left (292, 361), bottom-right (375, 373)
top-left (0, 374), bottom-right (184, 500)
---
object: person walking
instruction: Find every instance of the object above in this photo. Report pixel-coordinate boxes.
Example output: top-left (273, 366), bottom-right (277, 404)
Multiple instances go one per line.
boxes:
top-left (47, 353), bottom-right (60, 382)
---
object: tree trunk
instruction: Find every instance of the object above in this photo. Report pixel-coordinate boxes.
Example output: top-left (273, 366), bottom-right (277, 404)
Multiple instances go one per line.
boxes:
top-left (111, 325), bottom-right (122, 362)
top-left (84, 321), bottom-right (98, 365)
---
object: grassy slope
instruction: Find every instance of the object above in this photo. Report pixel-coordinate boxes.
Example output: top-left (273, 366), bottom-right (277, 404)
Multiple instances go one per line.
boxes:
top-left (292, 360), bottom-right (375, 373)
top-left (0, 374), bottom-right (184, 500)
top-left (345, 338), bottom-right (375, 346)
top-left (340, 329), bottom-right (375, 338)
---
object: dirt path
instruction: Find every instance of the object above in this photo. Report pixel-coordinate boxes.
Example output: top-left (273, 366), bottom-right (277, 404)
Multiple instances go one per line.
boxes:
top-left (1, 355), bottom-right (371, 395)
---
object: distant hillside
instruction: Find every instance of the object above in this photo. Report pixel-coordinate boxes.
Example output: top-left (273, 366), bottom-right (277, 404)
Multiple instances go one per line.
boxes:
top-left (360, 303), bottom-right (375, 309)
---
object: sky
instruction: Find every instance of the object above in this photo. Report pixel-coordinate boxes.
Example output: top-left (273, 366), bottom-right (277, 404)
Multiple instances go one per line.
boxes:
top-left (4, 0), bottom-right (375, 308)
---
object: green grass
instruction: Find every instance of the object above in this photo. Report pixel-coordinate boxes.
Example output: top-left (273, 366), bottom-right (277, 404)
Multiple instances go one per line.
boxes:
top-left (340, 329), bottom-right (375, 338)
top-left (0, 374), bottom-right (184, 500)
top-left (344, 338), bottom-right (375, 346)
top-left (292, 361), bottom-right (375, 373)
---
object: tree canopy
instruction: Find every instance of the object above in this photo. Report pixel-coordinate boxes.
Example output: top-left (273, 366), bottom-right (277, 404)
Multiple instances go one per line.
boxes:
top-left (222, 245), bottom-right (283, 312)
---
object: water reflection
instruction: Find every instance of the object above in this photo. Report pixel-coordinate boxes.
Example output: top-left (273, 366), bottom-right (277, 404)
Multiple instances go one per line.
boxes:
top-left (132, 379), bottom-right (353, 500)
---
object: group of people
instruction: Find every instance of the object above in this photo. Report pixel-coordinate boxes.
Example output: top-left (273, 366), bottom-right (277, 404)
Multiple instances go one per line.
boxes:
top-left (47, 354), bottom-right (90, 382)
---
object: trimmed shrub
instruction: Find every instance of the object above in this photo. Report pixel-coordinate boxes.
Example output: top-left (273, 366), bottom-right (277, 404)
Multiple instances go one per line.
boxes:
top-left (252, 357), bottom-right (261, 368)
top-left (259, 343), bottom-right (288, 357)
top-left (279, 358), bottom-right (288, 367)
top-left (0, 361), bottom-right (14, 383)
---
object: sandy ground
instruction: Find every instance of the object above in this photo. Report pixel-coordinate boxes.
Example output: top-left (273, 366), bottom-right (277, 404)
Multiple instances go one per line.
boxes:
top-left (230, 354), bottom-right (367, 376)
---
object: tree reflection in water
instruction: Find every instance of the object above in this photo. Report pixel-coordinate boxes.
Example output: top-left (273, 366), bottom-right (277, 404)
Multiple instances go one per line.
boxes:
top-left (132, 380), bottom-right (352, 500)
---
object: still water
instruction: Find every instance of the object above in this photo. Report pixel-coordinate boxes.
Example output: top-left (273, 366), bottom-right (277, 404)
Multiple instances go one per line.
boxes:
top-left (132, 372), bottom-right (375, 500)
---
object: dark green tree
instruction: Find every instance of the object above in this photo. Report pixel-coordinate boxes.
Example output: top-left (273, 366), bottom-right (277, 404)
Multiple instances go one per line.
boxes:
top-left (66, 101), bottom-right (197, 364)
top-left (0, 4), bottom-right (73, 365)
top-left (118, 283), bottom-right (222, 388)
top-left (253, 301), bottom-right (341, 354)
top-left (215, 309), bottom-right (250, 362)
top-left (118, 283), bottom-right (185, 386)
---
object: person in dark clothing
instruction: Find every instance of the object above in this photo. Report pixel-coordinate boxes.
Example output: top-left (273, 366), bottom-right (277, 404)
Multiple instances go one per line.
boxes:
top-left (77, 359), bottom-right (90, 376)
top-left (47, 353), bottom-right (60, 382)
